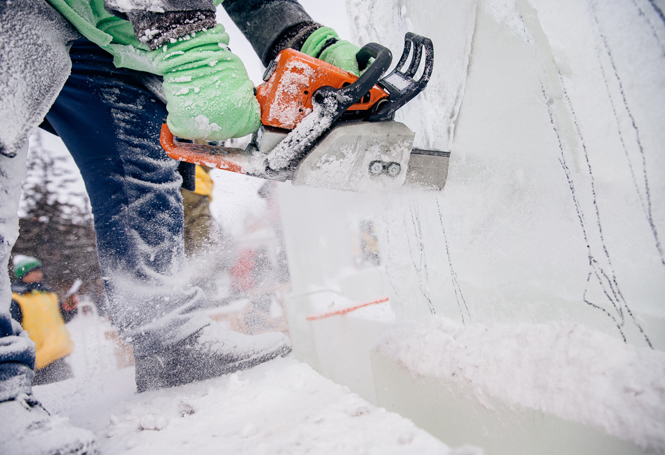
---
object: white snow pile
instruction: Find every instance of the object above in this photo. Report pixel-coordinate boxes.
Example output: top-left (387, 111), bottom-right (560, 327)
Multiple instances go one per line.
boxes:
top-left (35, 357), bottom-right (473, 454)
top-left (375, 317), bottom-right (665, 451)
top-left (103, 360), bottom-right (442, 455)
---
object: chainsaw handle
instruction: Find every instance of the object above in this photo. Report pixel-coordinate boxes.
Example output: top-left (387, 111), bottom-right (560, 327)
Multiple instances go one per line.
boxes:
top-left (337, 43), bottom-right (392, 111)
top-left (356, 43), bottom-right (386, 72)
top-left (311, 42), bottom-right (392, 123)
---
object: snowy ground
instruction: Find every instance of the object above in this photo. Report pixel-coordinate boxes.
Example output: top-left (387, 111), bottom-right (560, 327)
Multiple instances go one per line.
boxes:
top-left (32, 314), bottom-right (472, 455)
top-left (377, 317), bottom-right (665, 451)
top-left (34, 359), bottom-right (459, 455)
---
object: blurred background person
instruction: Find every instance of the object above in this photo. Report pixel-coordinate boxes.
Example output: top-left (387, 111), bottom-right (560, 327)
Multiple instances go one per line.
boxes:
top-left (9, 255), bottom-right (76, 385)
top-left (181, 164), bottom-right (216, 256)
top-left (182, 164), bottom-right (236, 306)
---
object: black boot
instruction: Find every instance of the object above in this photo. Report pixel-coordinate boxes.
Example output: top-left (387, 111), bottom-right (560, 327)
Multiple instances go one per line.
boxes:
top-left (135, 323), bottom-right (291, 393)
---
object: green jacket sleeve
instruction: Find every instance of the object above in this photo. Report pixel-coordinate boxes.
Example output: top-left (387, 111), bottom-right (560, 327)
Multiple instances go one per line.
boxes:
top-left (45, 0), bottom-right (155, 72)
top-left (45, 0), bottom-right (224, 73)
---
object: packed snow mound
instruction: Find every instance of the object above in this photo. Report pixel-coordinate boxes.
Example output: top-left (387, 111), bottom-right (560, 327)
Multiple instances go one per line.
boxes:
top-left (375, 317), bottom-right (665, 451)
top-left (35, 357), bottom-right (468, 455)
top-left (0, 395), bottom-right (98, 455)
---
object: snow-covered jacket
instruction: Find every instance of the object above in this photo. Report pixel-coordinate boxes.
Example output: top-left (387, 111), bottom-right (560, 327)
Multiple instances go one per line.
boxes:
top-left (41, 0), bottom-right (325, 141)
top-left (46, 0), bottom-right (322, 72)
top-left (44, 0), bottom-right (220, 73)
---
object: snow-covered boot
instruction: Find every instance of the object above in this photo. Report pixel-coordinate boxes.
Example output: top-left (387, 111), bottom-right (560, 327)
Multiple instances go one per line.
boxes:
top-left (135, 323), bottom-right (291, 392)
top-left (0, 394), bottom-right (98, 455)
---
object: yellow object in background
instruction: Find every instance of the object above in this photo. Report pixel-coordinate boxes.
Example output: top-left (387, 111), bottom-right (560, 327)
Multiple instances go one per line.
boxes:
top-left (194, 165), bottom-right (214, 198)
top-left (12, 291), bottom-right (73, 370)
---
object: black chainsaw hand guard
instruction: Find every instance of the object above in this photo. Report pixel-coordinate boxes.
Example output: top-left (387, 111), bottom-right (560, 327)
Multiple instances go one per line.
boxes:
top-left (369, 33), bottom-right (434, 121)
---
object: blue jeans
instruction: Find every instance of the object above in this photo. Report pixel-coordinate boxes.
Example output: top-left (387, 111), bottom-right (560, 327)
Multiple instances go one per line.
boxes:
top-left (0, 4), bottom-right (210, 402)
top-left (44, 39), bottom-right (210, 356)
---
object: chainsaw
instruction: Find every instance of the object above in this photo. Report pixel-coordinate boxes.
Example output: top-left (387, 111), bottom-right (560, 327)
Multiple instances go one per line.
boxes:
top-left (161, 33), bottom-right (449, 192)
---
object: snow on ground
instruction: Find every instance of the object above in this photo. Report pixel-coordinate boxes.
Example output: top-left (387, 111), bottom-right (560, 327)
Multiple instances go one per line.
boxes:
top-left (34, 358), bottom-right (459, 455)
top-left (375, 317), bottom-right (665, 452)
top-left (32, 313), bottom-right (471, 455)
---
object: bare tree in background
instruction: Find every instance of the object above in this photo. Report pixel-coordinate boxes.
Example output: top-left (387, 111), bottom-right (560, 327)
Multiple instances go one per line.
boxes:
top-left (9, 131), bottom-right (106, 311)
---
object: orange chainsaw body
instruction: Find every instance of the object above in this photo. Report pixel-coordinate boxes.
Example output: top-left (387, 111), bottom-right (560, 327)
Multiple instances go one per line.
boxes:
top-left (162, 49), bottom-right (390, 175)
top-left (160, 125), bottom-right (248, 173)
top-left (160, 34), bottom-right (447, 192)
top-left (255, 49), bottom-right (388, 130)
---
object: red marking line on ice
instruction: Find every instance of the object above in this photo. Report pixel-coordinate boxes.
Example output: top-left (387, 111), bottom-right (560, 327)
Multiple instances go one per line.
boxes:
top-left (306, 297), bottom-right (390, 321)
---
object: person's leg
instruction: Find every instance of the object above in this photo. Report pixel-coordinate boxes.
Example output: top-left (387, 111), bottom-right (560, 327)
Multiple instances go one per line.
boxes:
top-left (45, 40), bottom-right (211, 357)
top-left (0, 0), bottom-right (78, 403)
top-left (45, 41), bottom-right (290, 388)
top-left (0, 2), bottom-right (97, 453)
top-left (0, 145), bottom-right (34, 402)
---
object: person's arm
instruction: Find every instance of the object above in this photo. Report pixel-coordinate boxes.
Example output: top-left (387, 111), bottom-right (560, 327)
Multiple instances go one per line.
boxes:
top-left (59, 295), bottom-right (78, 324)
top-left (106, 0), bottom-right (361, 141)
top-left (9, 300), bottom-right (22, 325)
top-left (104, 0), bottom-right (218, 50)
top-left (223, 0), bottom-right (364, 75)
top-left (105, 0), bottom-right (329, 65)
top-left (101, 1), bottom-right (261, 141)
top-left (222, 0), bottom-right (320, 65)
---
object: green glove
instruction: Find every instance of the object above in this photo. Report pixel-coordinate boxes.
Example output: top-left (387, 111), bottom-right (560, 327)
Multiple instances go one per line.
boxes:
top-left (301, 27), bottom-right (362, 76)
top-left (150, 25), bottom-right (261, 141)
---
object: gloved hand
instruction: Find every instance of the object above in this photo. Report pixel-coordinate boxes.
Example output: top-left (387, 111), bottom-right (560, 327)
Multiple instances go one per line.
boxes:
top-left (300, 27), bottom-right (363, 76)
top-left (150, 25), bottom-right (261, 141)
